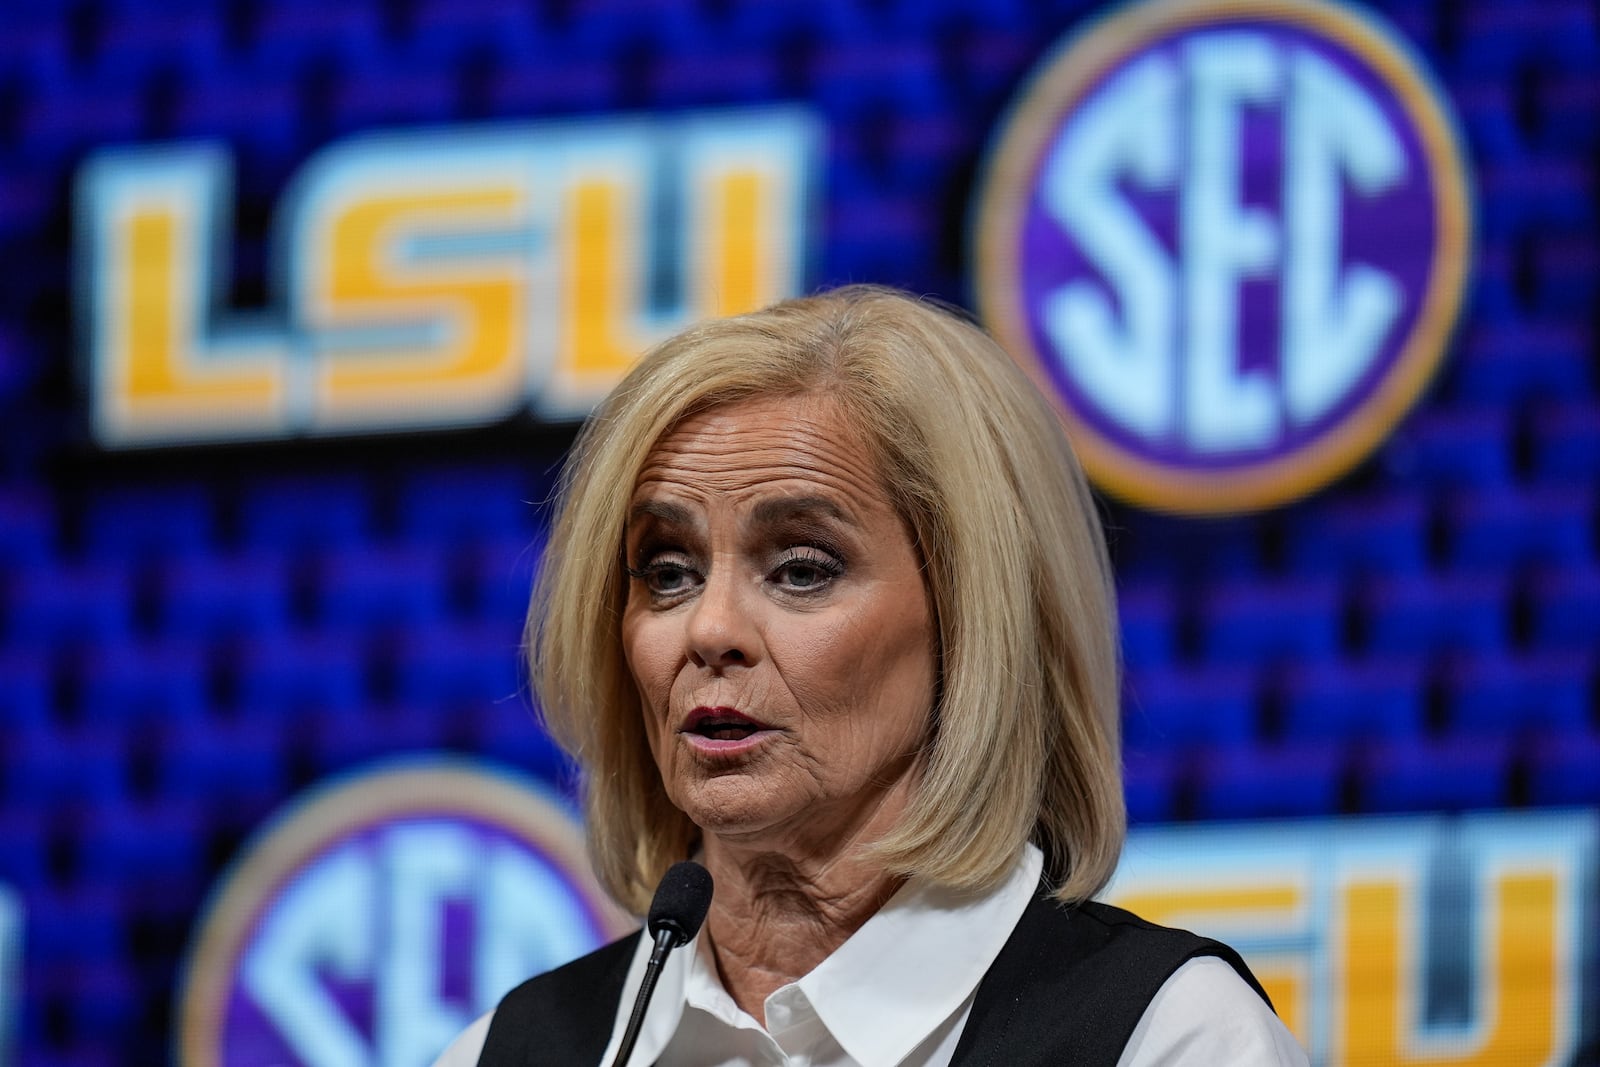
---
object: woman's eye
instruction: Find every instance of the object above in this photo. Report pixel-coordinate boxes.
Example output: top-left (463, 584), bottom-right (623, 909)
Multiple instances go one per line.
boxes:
top-left (626, 557), bottom-right (701, 597)
top-left (648, 565), bottom-right (692, 592)
top-left (772, 551), bottom-right (843, 591)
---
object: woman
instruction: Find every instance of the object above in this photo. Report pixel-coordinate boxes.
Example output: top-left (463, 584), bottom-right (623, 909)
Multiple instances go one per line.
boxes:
top-left (438, 286), bottom-right (1306, 1065)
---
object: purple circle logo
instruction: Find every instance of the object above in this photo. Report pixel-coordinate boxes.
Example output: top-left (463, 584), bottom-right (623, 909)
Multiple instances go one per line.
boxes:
top-left (974, 0), bottom-right (1472, 514)
top-left (177, 760), bottom-right (633, 1067)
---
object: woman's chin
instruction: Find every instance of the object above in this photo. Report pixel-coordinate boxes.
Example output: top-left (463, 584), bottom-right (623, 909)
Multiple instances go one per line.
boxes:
top-left (675, 776), bottom-right (806, 843)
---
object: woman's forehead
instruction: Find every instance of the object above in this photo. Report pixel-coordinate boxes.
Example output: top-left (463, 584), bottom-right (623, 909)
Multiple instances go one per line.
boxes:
top-left (627, 394), bottom-right (891, 520)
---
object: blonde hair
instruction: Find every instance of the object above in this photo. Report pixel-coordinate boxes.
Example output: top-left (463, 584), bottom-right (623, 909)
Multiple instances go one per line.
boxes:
top-left (529, 285), bottom-right (1124, 914)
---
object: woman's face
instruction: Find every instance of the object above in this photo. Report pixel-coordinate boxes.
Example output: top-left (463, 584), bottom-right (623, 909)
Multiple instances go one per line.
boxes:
top-left (621, 393), bottom-right (937, 854)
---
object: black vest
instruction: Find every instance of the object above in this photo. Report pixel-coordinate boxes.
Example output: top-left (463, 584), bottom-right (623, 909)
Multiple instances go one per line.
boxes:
top-left (478, 897), bottom-right (1272, 1066)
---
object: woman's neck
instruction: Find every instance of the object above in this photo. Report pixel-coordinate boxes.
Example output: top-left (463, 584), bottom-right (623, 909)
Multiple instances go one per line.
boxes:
top-left (697, 789), bottom-right (912, 1025)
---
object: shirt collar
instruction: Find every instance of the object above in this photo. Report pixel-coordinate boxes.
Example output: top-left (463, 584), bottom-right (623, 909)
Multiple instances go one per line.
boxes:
top-left (796, 844), bottom-right (1043, 1065)
top-left (600, 844), bottom-right (1043, 1066)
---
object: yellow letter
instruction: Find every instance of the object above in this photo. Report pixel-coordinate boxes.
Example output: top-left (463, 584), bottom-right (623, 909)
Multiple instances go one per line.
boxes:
top-left (1339, 874), bottom-right (1556, 1065)
top-left (83, 148), bottom-right (287, 445)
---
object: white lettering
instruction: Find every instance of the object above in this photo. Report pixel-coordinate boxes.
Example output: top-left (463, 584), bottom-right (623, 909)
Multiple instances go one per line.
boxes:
top-left (1041, 54), bottom-right (1179, 441)
top-left (1181, 33), bottom-right (1281, 451)
top-left (377, 825), bottom-right (477, 1067)
top-left (243, 846), bottom-right (374, 1067)
top-left (1282, 48), bottom-right (1406, 425)
top-left (474, 843), bottom-right (604, 1006)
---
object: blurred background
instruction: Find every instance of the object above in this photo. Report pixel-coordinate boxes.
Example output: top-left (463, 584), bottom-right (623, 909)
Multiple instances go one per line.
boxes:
top-left (0, 0), bottom-right (1595, 1064)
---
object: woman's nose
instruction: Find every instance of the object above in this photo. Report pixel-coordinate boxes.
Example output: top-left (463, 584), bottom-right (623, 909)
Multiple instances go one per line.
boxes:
top-left (684, 571), bottom-right (757, 671)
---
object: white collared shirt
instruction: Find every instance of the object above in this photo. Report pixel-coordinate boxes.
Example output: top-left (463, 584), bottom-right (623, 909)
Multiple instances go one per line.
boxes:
top-left (434, 844), bottom-right (1307, 1066)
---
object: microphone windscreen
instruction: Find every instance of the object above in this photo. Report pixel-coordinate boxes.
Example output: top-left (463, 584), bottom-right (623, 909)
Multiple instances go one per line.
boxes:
top-left (647, 861), bottom-right (714, 948)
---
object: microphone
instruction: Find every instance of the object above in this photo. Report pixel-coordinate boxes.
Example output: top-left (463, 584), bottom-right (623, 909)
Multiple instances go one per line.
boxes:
top-left (610, 861), bottom-right (713, 1067)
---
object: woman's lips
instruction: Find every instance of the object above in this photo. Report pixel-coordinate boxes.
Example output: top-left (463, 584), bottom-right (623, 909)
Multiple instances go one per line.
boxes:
top-left (679, 706), bottom-right (778, 754)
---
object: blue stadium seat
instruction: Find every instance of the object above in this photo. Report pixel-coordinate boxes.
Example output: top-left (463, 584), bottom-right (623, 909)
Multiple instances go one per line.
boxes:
top-left (79, 640), bottom-right (210, 726)
top-left (310, 702), bottom-right (452, 775)
top-left (1527, 565), bottom-right (1600, 651)
top-left (1478, 156), bottom-right (1595, 238)
top-left (14, 73), bottom-right (147, 167)
top-left (238, 475), bottom-right (375, 553)
top-left (1527, 729), bottom-right (1600, 806)
top-left (1122, 749), bottom-right (1179, 825)
top-left (1382, 409), bottom-right (1511, 487)
top-left (1118, 583), bottom-right (1175, 671)
top-left (247, 0), bottom-right (385, 72)
top-left (1194, 742), bottom-right (1343, 820)
top-left (313, 545), bottom-right (448, 629)
top-left (158, 718), bottom-right (287, 808)
top-left (403, 0), bottom-right (538, 66)
top-left (77, 802), bottom-right (204, 888)
top-left (1530, 234), bottom-right (1597, 311)
top-left (4, 564), bottom-right (133, 648)
top-left (1110, 515), bottom-right (1262, 583)
top-left (1465, 244), bottom-right (1522, 321)
top-left (1454, 324), bottom-right (1592, 405)
top-left (1530, 401), bottom-right (1600, 481)
top-left (810, 40), bottom-right (949, 113)
top-left (38, 958), bottom-right (139, 1045)
top-left (0, 810), bottom-right (47, 890)
top-left (170, 66), bottom-right (303, 168)
top-left (157, 552), bottom-right (292, 639)
top-left (488, 54), bottom-right (620, 116)
top-left (1280, 658), bottom-right (1425, 742)
top-left (559, 0), bottom-right (704, 53)
top-left (828, 198), bottom-right (933, 287)
top-left (875, 0), bottom-right (1031, 33)
top-left (1359, 738), bottom-right (1512, 813)
top-left (723, 0), bottom-right (868, 46)
top-left (878, 115), bottom-right (976, 186)
top-left (951, 30), bottom-right (1036, 105)
top-left (1200, 579), bottom-right (1341, 664)
top-left (82, 483), bottom-right (217, 562)
top-left (0, 9), bottom-right (69, 86)
top-left (472, 705), bottom-right (573, 788)
top-left (397, 465), bottom-right (542, 545)
top-left (6, 726), bottom-right (128, 807)
top-left (29, 889), bottom-right (124, 966)
top-left (462, 534), bottom-right (544, 626)
top-left (1123, 666), bottom-right (1258, 754)
top-left (1444, 652), bottom-right (1592, 739)
top-left (1537, 68), bottom-right (1600, 152)
top-left (650, 50), bottom-right (780, 107)
top-left (1445, 487), bottom-right (1591, 569)
top-left (1361, 574), bottom-right (1507, 657)
top-left (329, 59), bottom-right (460, 133)
top-left (233, 631), bottom-right (370, 717)
top-left (391, 623), bottom-right (524, 710)
top-left (1284, 493), bottom-right (1428, 577)
top-left (1457, 3), bottom-right (1600, 78)
top-left (0, 650), bottom-right (53, 730)
top-left (90, 4), bottom-right (226, 82)
top-left (0, 173), bottom-right (51, 243)
top-left (0, 487), bottom-right (53, 566)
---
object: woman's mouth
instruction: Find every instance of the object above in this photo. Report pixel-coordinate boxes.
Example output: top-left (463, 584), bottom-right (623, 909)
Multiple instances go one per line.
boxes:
top-left (680, 707), bottom-right (776, 752)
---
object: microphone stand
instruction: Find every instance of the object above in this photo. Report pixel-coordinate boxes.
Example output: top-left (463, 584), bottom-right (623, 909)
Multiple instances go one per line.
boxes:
top-left (609, 861), bottom-right (712, 1067)
top-left (609, 926), bottom-right (682, 1067)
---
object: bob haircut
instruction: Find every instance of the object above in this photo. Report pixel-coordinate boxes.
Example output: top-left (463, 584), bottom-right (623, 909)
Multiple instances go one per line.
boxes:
top-left (529, 284), bottom-right (1124, 914)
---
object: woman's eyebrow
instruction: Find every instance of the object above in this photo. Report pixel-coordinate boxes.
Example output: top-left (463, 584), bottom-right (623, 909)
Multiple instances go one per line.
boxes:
top-left (626, 499), bottom-right (694, 528)
top-left (749, 495), bottom-right (850, 527)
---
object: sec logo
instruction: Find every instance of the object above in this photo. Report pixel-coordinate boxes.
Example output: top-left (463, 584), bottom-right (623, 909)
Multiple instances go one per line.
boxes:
top-left (975, 0), bottom-right (1472, 514)
top-left (177, 760), bottom-right (633, 1067)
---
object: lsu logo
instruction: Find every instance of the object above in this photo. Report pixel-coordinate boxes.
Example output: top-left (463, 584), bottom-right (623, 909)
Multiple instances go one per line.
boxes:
top-left (177, 761), bottom-right (634, 1067)
top-left (77, 107), bottom-right (818, 447)
top-left (975, 0), bottom-right (1471, 513)
top-left (1107, 811), bottom-right (1597, 1065)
